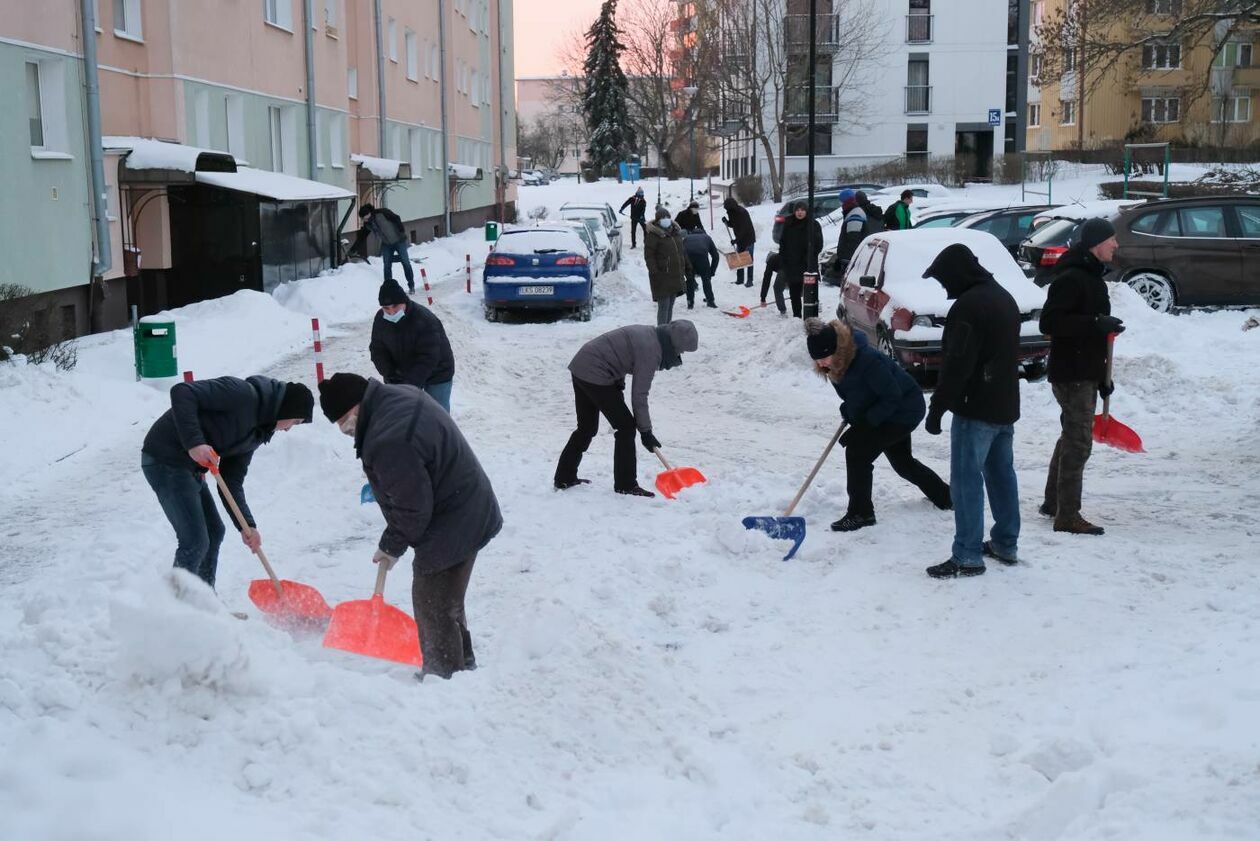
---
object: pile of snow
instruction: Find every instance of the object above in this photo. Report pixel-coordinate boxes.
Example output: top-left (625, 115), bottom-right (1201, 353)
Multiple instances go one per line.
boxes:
top-left (104, 136), bottom-right (242, 171)
top-left (195, 168), bottom-right (353, 201)
top-left (350, 153), bottom-right (403, 180)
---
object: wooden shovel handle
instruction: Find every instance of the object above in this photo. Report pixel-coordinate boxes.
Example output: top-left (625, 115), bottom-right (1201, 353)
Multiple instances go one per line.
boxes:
top-left (210, 467), bottom-right (283, 597)
top-left (372, 557), bottom-right (390, 597)
top-left (783, 422), bottom-right (847, 518)
top-left (653, 448), bottom-right (673, 471)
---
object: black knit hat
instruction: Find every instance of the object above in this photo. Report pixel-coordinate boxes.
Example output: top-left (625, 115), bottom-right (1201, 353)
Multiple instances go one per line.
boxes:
top-left (806, 325), bottom-right (838, 360)
top-left (358, 203), bottom-right (375, 218)
top-left (1078, 217), bottom-right (1117, 250)
top-left (793, 200), bottom-right (808, 212)
top-left (378, 280), bottom-right (408, 306)
top-left (277, 382), bottom-right (314, 422)
top-left (318, 373), bottom-right (369, 423)
top-left (655, 205), bottom-right (671, 220)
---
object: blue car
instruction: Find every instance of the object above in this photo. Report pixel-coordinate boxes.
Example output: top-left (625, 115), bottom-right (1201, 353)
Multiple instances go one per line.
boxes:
top-left (483, 227), bottom-right (594, 321)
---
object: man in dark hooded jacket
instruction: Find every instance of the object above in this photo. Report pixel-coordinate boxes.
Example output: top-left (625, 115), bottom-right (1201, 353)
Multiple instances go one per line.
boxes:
top-left (721, 197), bottom-right (757, 287)
top-left (141, 376), bottom-right (314, 587)
top-left (619, 186), bottom-right (648, 248)
top-left (682, 225), bottom-right (720, 309)
top-left (1039, 217), bottom-right (1125, 536)
top-left (358, 203), bottom-right (415, 291)
top-left (674, 200), bottom-right (704, 232)
top-left (555, 320), bottom-right (700, 497)
top-left (776, 201), bottom-right (823, 318)
top-left (370, 280), bottom-right (456, 411)
top-left (318, 373), bottom-right (502, 679)
top-left (921, 243), bottom-right (1022, 578)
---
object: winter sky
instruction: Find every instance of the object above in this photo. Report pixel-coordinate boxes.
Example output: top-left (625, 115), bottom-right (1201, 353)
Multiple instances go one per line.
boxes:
top-left (514, 0), bottom-right (602, 76)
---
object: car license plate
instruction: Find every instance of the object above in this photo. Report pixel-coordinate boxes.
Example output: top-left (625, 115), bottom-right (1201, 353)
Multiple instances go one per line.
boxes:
top-left (518, 285), bottom-right (554, 295)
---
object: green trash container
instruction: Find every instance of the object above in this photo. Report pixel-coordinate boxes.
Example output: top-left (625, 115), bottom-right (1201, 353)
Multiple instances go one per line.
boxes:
top-left (135, 317), bottom-right (178, 379)
top-left (485, 221), bottom-right (500, 242)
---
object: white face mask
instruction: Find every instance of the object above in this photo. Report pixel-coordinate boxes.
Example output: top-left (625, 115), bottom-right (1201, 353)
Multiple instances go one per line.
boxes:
top-left (659, 218), bottom-right (672, 229)
top-left (336, 413), bottom-right (358, 437)
top-left (382, 308), bottom-right (406, 323)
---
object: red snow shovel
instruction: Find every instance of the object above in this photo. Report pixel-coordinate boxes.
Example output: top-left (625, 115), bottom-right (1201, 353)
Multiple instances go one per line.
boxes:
top-left (209, 464), bottom-right (333, 628)
top-left (653, 448), bottom-right (707, 499)
top-left (1092, 333), bottom-right (1145, 453)
top-left (742, 421), bottom-right (846, 561)
top-left (322, 561), bottom-right (423, 667)
top-left (723, 302), bottom-right (771, 318)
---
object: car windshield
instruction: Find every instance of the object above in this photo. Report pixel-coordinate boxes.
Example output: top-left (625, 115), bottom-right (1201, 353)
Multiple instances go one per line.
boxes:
top-left (497, 230), bottom-right (583, 254)
top-left (1024, 218), bottom-right (1078, 247)
top-left (916, 214), bottom-right (964, 228)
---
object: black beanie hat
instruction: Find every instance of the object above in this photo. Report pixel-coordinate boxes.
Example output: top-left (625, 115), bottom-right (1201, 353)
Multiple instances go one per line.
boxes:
top-left (806, 324), bottom-right (838, 360)
top-left (277, 382), bottom-right (314, 422)
top-left (378, 280), bottom-right (408, 306)
top-left (1078, 217), bottom-right (1116, 250)
top-left (655, 205), bottom-right (671, 220)
top-left (318, 373), bottom-right (369, 423)
top-left (358, 203), bottom-right (375, 218)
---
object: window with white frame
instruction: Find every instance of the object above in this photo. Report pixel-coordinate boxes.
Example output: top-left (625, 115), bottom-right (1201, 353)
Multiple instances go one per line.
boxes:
top-left (25, 62), bottom-right (45, 149)
top-left (1059, 100), bottom-right (1076, 125)
top-left (430, 133), bottom-right (441, 168)
top-left (193, 88), bottom-right (210, 148)
top-left (406, 30), bottom-right (418, 80)
top-left (409, 128), bottom-right (424, 175)
top-left (1141, 42), bottom-right (1181, 69)
top-left (470, 70), bottom-right (480, 106)
top-left (348, 67), bottom-right (358, 99)
top-left (390, 124), bottom-right (406, 160)
top-left (264, 0), bottom-right (292, 30)
top-left (388, 18), bottom-right (397, 62)
top-left (315, 111), bottom-right (327, 167)
top-left (1146, 0), bottom-right (1181, 14)
top-left (26, 60), bottom-right (69, 156)
top-left (1062, 46), bottom-right (1076, 73)
top-left (1215, 42), bottom-right (1253, 68)
top-left (330, 114), bottom-right (345, 167)
top-left (323, 0), bottom-right (337, 30)
top-left (1213, 95), bottom-right (1251, 123)
top-left (225, 94), bottom-right (245, 159)
top-left (1028, 102), bottom-right (1041, 127)
top-left (1029, 53), bottom-right (1042, 80)
top-left (268, 105), bottom-right (283, 171)
top-left (114, 0), bottom-right (143, 39)
top-left (430, 44), bottom-right (441, 80)
top-left (1141, 96), bottom-right (1179, 123)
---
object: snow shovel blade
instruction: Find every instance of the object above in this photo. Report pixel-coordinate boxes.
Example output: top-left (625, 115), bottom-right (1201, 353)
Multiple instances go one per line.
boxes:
top-left (741, 516), bottom-right (807, 561)
top-left (723, 305), bottom-right (752, 318)
top-left (655, 466), bottom-right (707, 500)
top-left (323, 594), bottom-right (423, 667)
top-left (360, 483), bottom-right (376, 504)
top-left (1093, 414), bottom-right (1145, 453)
top-left (248, 579), bottom-right (333, 630)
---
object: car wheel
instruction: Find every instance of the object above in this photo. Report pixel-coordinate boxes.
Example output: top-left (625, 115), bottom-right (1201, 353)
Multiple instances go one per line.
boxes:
top-left (1023, 360), bottom-right (1047, 381)
top-left (576, 302), bottom-right (593, 322)
top-left (484, 305), bottom-right (500, 323)
top-left (1126, 271), bottom-right (1176, 313)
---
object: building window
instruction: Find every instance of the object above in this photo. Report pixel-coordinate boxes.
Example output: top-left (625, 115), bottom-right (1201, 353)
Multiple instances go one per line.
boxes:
top-left (1029, 103), bottom-right (1041, 127)
top-left (114, 0), bottom-right (143, 39)
top-left (323, 0), bottom-right (337, 29)
top-left (905, 123), bottom-right (928, 168)
top-left (1062, 46), bottom-right (1076, 73)
top-left (405, 30), bottom-right (418, 80)
top-left (193, 88), bottom-right (210, 147)
top-left (1146, 0), bottom-right (1182, 14)
top-left (225, 94), bottom-right (245, 158)
top-left (1213, 96), bottom-right (1251, 123)
top-left (431, 133), bottom-right (441, 168)
top-left (1216, 42), bottom-right (1253, 68)
top-left (409, 128), bottom-right (424, 174)
top-left (1007, 0), bottom-right (1020, 46)
top-left (470, 70), bottom-right (480, 106)
top-left (906, 56), bottom-right (930, 113)
top-left (1060, 100), bottom-right (1076, 125)
top-left (1032, 0), bottom-right (1042, 25)
top-left (388, 18), bottom-right (397, 62)
top-left (1141, 43), bottom-right (1181, 70)
top-left (263, 0), bottom-right (291, 30)
top-left (316, 111), bottom-right (329, 168)
top-left (430, 43), bottom-right (441, 80)
top-left (330, 114), bottom-right (344, 167)
top-left (1141, 96), bottom-right (1180, 123)
top-left (1029, 52), bottom-right (1042, 81)
top-left (268, 106), bottom-right (283, 170)
top-left (25, 60), bottom-right (69, 156)
top-left (25, 62), bottom-right (44, 148)
top-left (347, 67), bottom-right (358, 99)
top-left (268, 105), bottom-right (297, 173)
top-left (1005, 53), bottom-right (1018, 113)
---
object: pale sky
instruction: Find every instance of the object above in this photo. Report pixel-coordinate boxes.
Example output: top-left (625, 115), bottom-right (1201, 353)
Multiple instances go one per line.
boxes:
top-left (513, 0), bottom-right (603, 77)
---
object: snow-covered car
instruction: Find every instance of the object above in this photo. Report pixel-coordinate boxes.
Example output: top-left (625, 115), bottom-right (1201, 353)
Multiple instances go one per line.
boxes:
top-left (559, 210), bottom-right (615, 273)
top-left (838, 228), bottom-right (1050, 378)
top-left (559, 202), bottom-right (622, 267)
top-left (482, 227), bottom-right (594, 322)
top-left (548, 218), bottom-right (609, 278)
top-left (521, 170), bottom-right (545, 186)
top-left (912, 200), bottom-right (1028, 229)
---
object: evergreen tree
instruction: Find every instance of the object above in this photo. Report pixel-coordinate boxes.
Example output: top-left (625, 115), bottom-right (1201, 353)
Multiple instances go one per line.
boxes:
top-left (581, 0), bottom-right (635, 172)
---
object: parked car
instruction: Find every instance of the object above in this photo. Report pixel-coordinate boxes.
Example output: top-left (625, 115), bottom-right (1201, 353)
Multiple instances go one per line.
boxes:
top-left (547, 219), bottom-right (605, 278)
top-left (954, 205), bottom-right (1055, 258)
top-left (521, 170), bottom-right (545, 186)
top-left (837, 228), bottom-right (1050, 378)
top-left (1018, 201), bottom-right (1145, 285)
top-left (772, 184), bottom-right (887, 243)
top-left (869, 183), bottom-right (955, 205)
top-left (559, 202), bottom-right (623, 267)
top-left (1107, 196), bottom-right (1260, 312)
top-left (482, 227), bottom-right (594, 322)
top-left (913, 200), bottom-right (1020, 229)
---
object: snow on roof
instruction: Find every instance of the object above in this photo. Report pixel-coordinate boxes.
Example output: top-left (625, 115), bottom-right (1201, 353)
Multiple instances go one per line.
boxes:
top-left (103, 136), bottom-right (242, 171)
top-left (448, 163), bottom-right (481, 179)
top-left (350, 153), bottom-right (403, 180)
top-left (194, 168), bottom-right (354, 201)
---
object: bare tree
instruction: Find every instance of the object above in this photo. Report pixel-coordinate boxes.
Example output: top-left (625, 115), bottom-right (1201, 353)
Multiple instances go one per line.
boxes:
top-left (517, 114), bottom-right (579, 171)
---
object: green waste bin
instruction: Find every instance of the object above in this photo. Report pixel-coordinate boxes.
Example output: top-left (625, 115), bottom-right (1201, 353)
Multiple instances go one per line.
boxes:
top-left (485, 221), bottom-right (500, 242)
top-left (135, 317), bottom-right (178, 379)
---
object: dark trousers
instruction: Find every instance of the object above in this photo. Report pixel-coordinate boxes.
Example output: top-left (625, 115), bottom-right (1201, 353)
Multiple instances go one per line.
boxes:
top-left (630, 218), bottom-right (646, 248)
top-left (412, 553), bottom-right (477, 679)
top-left (760, 254), bottom-right (780, 302)
top-left (555, 376), bottom-right (638, 490)
top-left (141, 455), bottom-right (226, 588)
top-left (381, 241), bottom-right (415, 287)
top-left (776, 272), bottom-right (803, 317)
top-left (735, 244), bottom-right (755, 285)
top-left (685, 266), bottom-right (715, 307)
top-left (1044, 381), bottom-right (1097, 518)
top-left (843, 423), bottom-right (951, 516)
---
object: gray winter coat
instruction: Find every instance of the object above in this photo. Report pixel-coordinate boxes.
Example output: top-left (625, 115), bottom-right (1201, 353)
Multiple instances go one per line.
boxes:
top-left (355, 379), bottom-right (502, 571)
top-left (567, 321), bottom-right (699, 434)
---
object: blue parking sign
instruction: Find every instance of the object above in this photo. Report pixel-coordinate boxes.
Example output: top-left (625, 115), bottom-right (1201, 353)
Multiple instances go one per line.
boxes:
top-left (988, 109), bottom-right (1002, 126)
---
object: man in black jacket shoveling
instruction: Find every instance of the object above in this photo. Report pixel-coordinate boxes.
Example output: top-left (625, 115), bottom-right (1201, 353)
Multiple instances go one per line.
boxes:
top-left (682, 225), bottom-right (720, 309)
top-left (722, 197), bottom-right (757, 287)
top-left (921, 244), bottom-right (1022, 579)
top-left (359, 203), bottom-right (415, 292)
top-left (319, 373), bottom-right (502, 679)
top-left (619, 186), bottom-right (648, 249)
top-left (370, 280), bottom-right (456, 412)
top-left (141, 376), bottom-right (314, 588)
top-left (1039, 218), bottom-right (1125, 536)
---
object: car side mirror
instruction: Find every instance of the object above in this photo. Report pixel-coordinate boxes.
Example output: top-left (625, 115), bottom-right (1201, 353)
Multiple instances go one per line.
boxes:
top-left (859, 275), bottom-right (877, 288)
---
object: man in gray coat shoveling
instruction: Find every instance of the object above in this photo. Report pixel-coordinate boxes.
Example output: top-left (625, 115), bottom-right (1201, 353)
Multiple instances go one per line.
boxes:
top-left (554, 320), bottom-right (700, 497)
top-left (319, 373), bottom-right (502, 679)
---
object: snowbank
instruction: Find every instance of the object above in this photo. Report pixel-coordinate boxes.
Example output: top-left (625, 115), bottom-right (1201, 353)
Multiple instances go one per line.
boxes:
top-left (350, 153), bottom-right (403, 180)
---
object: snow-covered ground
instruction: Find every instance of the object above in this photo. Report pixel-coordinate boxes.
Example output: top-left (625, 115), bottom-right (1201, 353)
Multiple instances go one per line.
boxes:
top-left (2, 171), bottom-right (1259, 840)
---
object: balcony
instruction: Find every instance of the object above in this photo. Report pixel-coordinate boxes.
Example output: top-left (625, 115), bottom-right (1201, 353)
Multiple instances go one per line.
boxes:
top-left (785, 85), bottom-right (841, 121)
top-left (905, 85), bottom-right (932, 114)
top-left (783, 14), bottom-right (841, 54)
top-left (1211, 66), bottom-right (1235, 96)
top-left (905, 13), bottom-right (933, 44)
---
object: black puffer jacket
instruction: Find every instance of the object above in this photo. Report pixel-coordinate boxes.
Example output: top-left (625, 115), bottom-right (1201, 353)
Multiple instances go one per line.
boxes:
top-left (777, 215), bottom-right (823, 278)
top-left (369, 301), bottom-right (455, 388)
top-left (674, 207), bottom-right (705, 232)
top-left (722, 198), bottom-right (756, 249)
top-left (1039, 245), bottom-right (1111, 384)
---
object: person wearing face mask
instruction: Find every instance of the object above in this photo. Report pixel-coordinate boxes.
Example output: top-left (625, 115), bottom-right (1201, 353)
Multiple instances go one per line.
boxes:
top-left (141, 376), bottom-right (313, 588)
top-left (1038, 217), bottom-right (1125, 536)
top-left (369, 280), bottom-right (456, 412)
top-left (644, 206), bottom-right (687, 325)
top-left (318, 372), bottom-right (502, 680)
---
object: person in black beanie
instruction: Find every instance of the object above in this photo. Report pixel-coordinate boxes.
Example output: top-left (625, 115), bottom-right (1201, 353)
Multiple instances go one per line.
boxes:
top-left (319, 372), bottom-right (502, 680)
top-left (140, 376), bottom-right (313, 588)
top-left (775, 201), bottom-right (823, 318)
top-left (1038, 217), bottom-right (1125, 536)
top-left (369, 280), bottom-right (456, 412)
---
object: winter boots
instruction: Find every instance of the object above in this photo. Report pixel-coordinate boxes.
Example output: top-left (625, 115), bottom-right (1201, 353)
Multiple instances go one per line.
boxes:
top-left (554, 478), bottom-right (590, 490)
top-left (1054, 514), bottom-right (1105, 535)
top-left (616, 485), bottom-right (656, 498)
top-left (830, 512), bottom-right (876, 532)
top-left (926, 559), bottom-right (986, 579)
top-left (981, 540), bottom-right (1018, 566)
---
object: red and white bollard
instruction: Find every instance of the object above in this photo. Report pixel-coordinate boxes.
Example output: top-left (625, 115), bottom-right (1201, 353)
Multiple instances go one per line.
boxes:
top-left (183, 370), bottom-right (194, 383)
top-left (465, 254), bottom-right (472, 294)
top-left (311, 318), bottom-right (325, 383)
top-left (420, 267), bottom-right (433, 306)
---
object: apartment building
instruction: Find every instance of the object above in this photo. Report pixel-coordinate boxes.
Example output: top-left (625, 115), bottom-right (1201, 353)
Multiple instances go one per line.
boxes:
top-left (1027, 0), bottom-right (1260, 150)
top-left (1, 0), bottom-right (516, 337)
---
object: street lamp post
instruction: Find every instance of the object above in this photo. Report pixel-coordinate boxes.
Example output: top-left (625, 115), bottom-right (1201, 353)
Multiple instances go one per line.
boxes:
top-left (683, 85), bottom-right (699, 200)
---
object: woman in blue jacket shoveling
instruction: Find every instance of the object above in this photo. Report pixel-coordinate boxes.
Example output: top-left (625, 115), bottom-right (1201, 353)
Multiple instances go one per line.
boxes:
top-left (805, 319), bottom-right (952, 532)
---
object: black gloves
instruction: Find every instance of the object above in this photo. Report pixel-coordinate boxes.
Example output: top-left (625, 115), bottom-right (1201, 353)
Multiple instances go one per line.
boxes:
top-left (839, 426), bottom-right (853, 448)
top-left (721, 216), bottom-right (729, 226)
top-left (924, 411), bottom-right (943, 436)
top-left (1096, 315), bottom-right (1125, 335)
top-left (640, 431), bottom-right (661, 453)
top-left (1099, 381), bottom-right (1115, 398)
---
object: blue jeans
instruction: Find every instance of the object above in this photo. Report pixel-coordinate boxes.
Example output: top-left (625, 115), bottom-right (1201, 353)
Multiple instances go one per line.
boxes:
top-left (949, 417), bottom-right (1020, 567)
top-left (141, 455), bottom-right (226, 588)
top-left (424, 380), bottom-right (453, 412)
top-left (737, 243), bottom-right (755, 285)
top-left (381, 241), bottom-right (415, 287)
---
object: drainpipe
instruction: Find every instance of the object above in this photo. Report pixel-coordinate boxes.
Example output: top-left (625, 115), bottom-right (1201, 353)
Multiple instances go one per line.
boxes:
top-left (302, 0), bottom-right (317, 179)
top-left (79, 0), bottom-right (111, 281)
top-left (374, 0), bottom-right (387, 158)
top-left (437, 0), bottom-right (452, 235)
top-left (495, 0), bottom-right (508, 222)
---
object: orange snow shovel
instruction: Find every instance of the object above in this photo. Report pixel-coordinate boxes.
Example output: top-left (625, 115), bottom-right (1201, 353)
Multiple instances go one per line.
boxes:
top-left (723, 302), bottom-right (771, 318)
top-left (1092, 333), bottom-right (1145, 453)
top-left (209, 463), bottom-right (333, 628)
top-left (322, 560), bottom-right (423, 667)
top-left (653, 448), bottom-right (707, 500)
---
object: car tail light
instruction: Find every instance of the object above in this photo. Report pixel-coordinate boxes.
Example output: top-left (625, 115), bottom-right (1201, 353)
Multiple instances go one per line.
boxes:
top-left (1039, 246), bottom-right (1068, 266)
top-left (486, 255), bottom-right (515, 266)
top-left (774, 215), bottom-right (785, 224)
top-left (890, 307), bottom-right (913, 331)
top-left (555, 255), bottom-right (588, 266)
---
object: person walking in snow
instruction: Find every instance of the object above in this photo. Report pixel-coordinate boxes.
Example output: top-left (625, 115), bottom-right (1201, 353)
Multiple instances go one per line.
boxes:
top-left (834, 190), bottom-right (867, 272)
top-left (722, 197), bottom-right (757, 287)
top-left (644, 206), bottom-right (687, 325)
top-left (318, 373), bottom-right (502, 679)
top-left (776, 201), bottom-right (823, 318)
top-left (675, 200), bottom-right (705, 232)
top-left (882, 190), bottom-right (914, 231)
top-left (370, 280), bottom-right (456, 412)
top-left (805, 319), bottom-right (952, 532)
top-left (921, 244), bottom-right (1022, 579)
top-left (141, 376), bottom-right (314, 588)
top-left (358, 203), bottom-right (415, 292)
top-left (760, 251), bottom-right (783, 309)
top-left (619, 186), bottom-right (648, 249)
top-left (554, 320), bottom-right (700, 498)
top-left (682, 225), bottom-right (721, 309)
top-left (1038, 218), bottom-right (1126, 536)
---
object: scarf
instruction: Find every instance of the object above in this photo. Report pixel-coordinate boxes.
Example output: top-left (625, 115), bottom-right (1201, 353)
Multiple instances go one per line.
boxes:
top-left (656, 326), bottom-right (681, 370)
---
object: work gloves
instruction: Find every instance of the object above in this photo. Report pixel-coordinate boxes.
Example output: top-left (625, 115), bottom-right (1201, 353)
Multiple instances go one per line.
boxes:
top-left (1096, 314), bottom-right (1125, 335)
top-left (924, 411), bottom-right (943, 436)
top-left (372, 549), bottom-right (399, 571)
top-left (640, 430), bottom-right (661, 453)
top-left (1099, 381), bottom-right (1115, 399)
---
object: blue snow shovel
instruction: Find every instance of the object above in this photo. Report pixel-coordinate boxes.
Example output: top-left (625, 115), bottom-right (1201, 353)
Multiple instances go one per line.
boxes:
top-left (360, 483), bottom-right (375, 504)
top-left (742, 421), bottom-right (846, 561)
